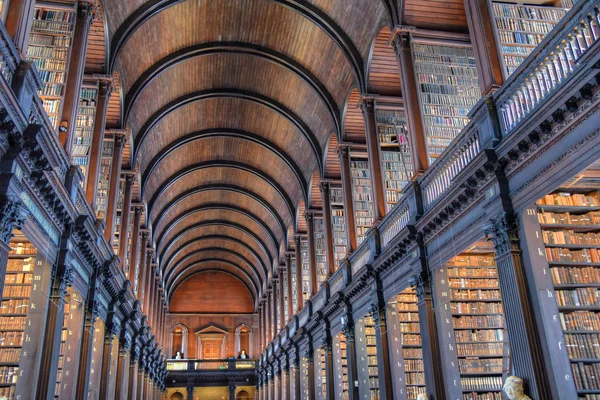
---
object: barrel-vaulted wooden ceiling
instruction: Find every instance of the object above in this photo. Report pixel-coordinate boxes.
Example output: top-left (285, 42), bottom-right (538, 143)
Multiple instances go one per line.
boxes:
top-left (96, 0), bottom-right (468, 311)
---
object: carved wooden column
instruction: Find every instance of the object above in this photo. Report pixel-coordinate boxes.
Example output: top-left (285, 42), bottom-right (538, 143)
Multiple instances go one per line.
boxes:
top-left (337, 145), bottom-right (357, 252)
top-left (410, 270), bottom-right (445, 400)
top-left (283, 355), bottom-right (291, 400)
top-left (115, 339), bottom-right (132, 400)
top-left (272, 281), bottom-right (278, 337)
top-left (104, 132), bottom-right (125, 244)
top-left (305, 347), bottom-right (316, 400)
top-left (319, 182), bottom-right (335, 275)
top-left (57, 291), bottom-right (86, 399)
top-left (118, 172), bottom-right (135, 269)
top-left (464, 0), bottom-right (504, 94)
top-left (293, 355), bottom-right (301, 400)
top-left (258, 303), bottom-right (263, 351)
top-left (143, 253), bottom-right (154, 313)
top-left (229, 383), bottom-right (236, 400)
top-left (286, 254), bottom-right (294, 322)
top-left (5, 0), bottom-right (35, 52)
top-left (342, 311), bottom-right (359, 400)
top-left (265, 294), bottom-right (271, 344)
top-left (137, 232), bottom-right (149, 303)
top-left (99, 323), bottom-right (120, 400)
top-left (86, 79), bottom-right (113, 207)
top-left (60, 2), bottom-right (95, 153)
top-left (0, 196), bottom-right (27, 297)
top-left (137, 363), bottom-right (146, 400)
top-left (392, 30), bottom-right (429, 175)
top-left (127, 344), bottom-right (139, 400)
top-left (305, 211), bottom-right (318, 296)
top-left (484, 214), bottom-right (551, 399)
top-left (279, 266), bottom-right (286, 329)
top-left (324, 336), bottom-right (335, 400)
top-left (130, 205), bottom-right (142, 292)
top-left (294, 235), bottom-right (304, 310)
top-left (369, 301), bottom-right (393, 400)
top-left (75, 274), bottom-right (100, 398)
top-left (86, 317), bottom-right (105, 399)
top-left (187, 383), bottom-right (194, 400)
top-left (361, 97), bottom-right (386, 221)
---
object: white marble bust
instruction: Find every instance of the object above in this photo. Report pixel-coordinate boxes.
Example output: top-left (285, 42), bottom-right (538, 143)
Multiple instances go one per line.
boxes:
top-left (416, 394), bottom-right (428, 400)
top-left (503, 376), bottom-right (532, 400)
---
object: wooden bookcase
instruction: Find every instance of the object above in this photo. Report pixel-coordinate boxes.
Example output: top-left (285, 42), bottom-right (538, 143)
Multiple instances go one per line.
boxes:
top-left (535, 190), bottom-right (600, 397)
top-left (95, 139), bottom-right (113, 220)
top-left (300, 238), bottom-right (311, 304)
top-left (54, 296), bottom-right (70, 398)
top-left (412, 40), bottom-right (481, 164)
top-left (315, 347), bottom-right (327, 400)
top-left (282, 267), bottom-right (289, 322)
top-left (356, 316), bottom-right (380, 400)
top-left (435, 253), bottom-right (508, 400)
top-left (375, 105), bottom-right (413, 212)
top-left (300, 355), bottom-right (310, 400)
top-left (112, 177), bottom-right (125, 253)
top-left (332, 332), bottom-right (349, 400)
top-left (290, 255), bottom-right (299, 314)
top-left (26, 2), bottom-right (76, 131)
top-left (313, 216), bottom-right (328, 288)
top-left (350, 153), bottom-right (375, 245)
top-left (490, 1), bottom-right (569, 78)
top-left (71, 82), bottom-right (99, 188)
top-left (387, 287), bottom-right (426, 398)
top-left (329, 184), bottom-right (348, 266)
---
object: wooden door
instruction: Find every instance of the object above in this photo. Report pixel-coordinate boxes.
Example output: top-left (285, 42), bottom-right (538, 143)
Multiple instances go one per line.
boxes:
top-left (203, 340), bottom-right (221, 359)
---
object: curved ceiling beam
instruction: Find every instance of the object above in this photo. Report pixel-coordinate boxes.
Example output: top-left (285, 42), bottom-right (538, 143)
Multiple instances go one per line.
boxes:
top-left (163, 235), bottom-right (269, 281)
top-left (140, 128), bottom-right (308, 202)
top-left (152, 184), bottom-right (287, 243)
top-left (155, 204), bottom-right (278, 267)
top-left (133, 88), bottom-right (323, 171)
top-left (109, 1), bottom-right (365, 93)
top-left (146, 161), bottom-right (296, 228)
top-left (158, 220), bottom-right (274, 272)
top-left (164, 247), bottom-right (263, 293)
top-left (164, 247), bottom-right (264, 294)
top-left (168, 262), bottom-right (259, 302)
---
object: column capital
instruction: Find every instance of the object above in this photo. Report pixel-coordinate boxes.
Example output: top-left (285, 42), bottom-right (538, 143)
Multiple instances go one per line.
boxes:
top-left (336, 143), bottom-right (351, 159)
top-left (359, 96), bottom-right (376, 115)
top-left (0, 194), bottom-right (28, 245)
top-left (484, 212), bottom-right (519, 255)
top-left (304, 210), bottom-right (315, 222)
top-left (318, 180), bottom-right (330, 193)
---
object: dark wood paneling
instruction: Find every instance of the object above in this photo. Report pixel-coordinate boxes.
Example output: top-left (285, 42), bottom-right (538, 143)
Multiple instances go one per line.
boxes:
top-left (170, 272), bottom-right (254, 313)
top-left (368, 26), bottom-right (401, 96)
top-left (324, 133), bottom-right (341, 179)
top-left (309, 171), bottom-right (322, 209)
top-left (84, 3), bottom-right (106, 74)
top-left (404, 0), bottom-right (468, 32)
top-left (343, 89), bottom-right (366, 142)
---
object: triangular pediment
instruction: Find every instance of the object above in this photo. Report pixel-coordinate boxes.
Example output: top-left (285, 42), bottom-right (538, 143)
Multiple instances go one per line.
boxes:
top-left (195, 324), bottom-right (228, 336)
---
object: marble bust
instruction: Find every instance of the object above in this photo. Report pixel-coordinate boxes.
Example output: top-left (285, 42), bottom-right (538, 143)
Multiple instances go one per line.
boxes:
top-left (503, 376), bottom-right (532, 400)
top-left (416, 394), bottom-right (428, 400)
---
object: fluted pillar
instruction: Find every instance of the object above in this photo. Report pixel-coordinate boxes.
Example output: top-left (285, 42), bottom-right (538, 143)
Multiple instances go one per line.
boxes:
top-left (318, 182), bottom-right (335, 275)
top-left (337, 146), bottom-right (357, 251)
top-left (305, 211), bottom-right (318, 296)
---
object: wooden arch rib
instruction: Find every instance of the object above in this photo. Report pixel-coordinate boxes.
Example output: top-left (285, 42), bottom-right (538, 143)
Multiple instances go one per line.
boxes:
top-left (158, 220), bottom-right (274, 274)
top-left (125, 44), bottom-right (340, 142)
top-left (151, 184), bottom-right (287, 244)
top-left (308, 171), bottom-right (322, 209)
top-left (147, 161), bottom-right (296, 228)
top-left (140, 129), bottom-right (308, 202)
top-left (109, 1), bottom-right (365, 92)
top-left (164, 235), bottom-right (268, 280)
top-left (164, 248), bottom-right (263, 295)
top-left (132, 88), bottom-right (323, 171)
top-left (156, 204), bottom-right (278, 269)
top-left (169, 264), bottom-right (259, 304)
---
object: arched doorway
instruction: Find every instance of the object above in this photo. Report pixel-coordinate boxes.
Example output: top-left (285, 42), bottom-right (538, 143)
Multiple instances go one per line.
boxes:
top-left (234, 324), bottom-right (252, 358)
top-left (236, 389), bottom-right (251, 400)
top-left (170, 324), bottom-right (188, 359)
top-left (170, 391), bottom-right (184, 400)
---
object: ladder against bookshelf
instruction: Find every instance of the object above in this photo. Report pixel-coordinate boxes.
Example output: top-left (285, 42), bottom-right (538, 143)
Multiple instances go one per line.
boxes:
top-left (356, 316), bottom-right (380, 400)
top-left (536, 190), bottom-right (600, 398)
top-left (491, 1), bottom-right (569, 78)
top-left (72, 84), bottom-right (99, 186)
top-left (332, 332), bottom-right (349, 400)
top-left (350, 154), bottom-right (375, 245)
top-left (313, 216), bottom-right (328, 288)
top-left (375, 106), bottom-right (413, 212)
top-left (387, 287), bottom-right (427, 399)
top-left (300, 238), bottom-right (311, 304)
top-left (412, 41), bottom-right (481, 164)
top-left (437, 254), bottom-right (509, 400)
top-left (95, 139), bottom-right (113, 220)
top-left (329, 185), bottom-right (348, 266)
top-left (26, 3), bottom-right (76, 131)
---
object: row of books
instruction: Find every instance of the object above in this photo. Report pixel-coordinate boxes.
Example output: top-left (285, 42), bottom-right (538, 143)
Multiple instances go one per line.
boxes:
top-left (6, 260), bottom-right (33, 273)
top-left (559, 310), bottom-right (600, 331)
top-left (33, 9), bottom-right (73, 23)
top-left (457, 342), bottom-right (504, 356)
top-left (538, 192), bottom-right (600, 207)
top-left (39, 84), bottom-right (65, 98)
top-left (495, 18), bottom-right (558, 34)
top-left (455, 329), bottom-right (504, 343)
top-left (2, 286), bottom-right (31, 299)
top-left (406, 372), bottom-right (425, 385)
top-left (459, 358), bottom-right (503, 374)
top-left (0, 348), bottom-right (22, 363)
top-left (538, 211), bottom-right (600, 225)
top-left (26, 45), bottom-right (68, 59)
top-left (9, 243), bottom-right (36, 256)
top-left (492, 3), bottom-right (567, 20)
top-left (0, 317), bottom-right (25, 331)
top-left (0, 299), bottom-right (29, 315)
top-left (556, 288), bottom-right (600, 307)
top-left (0, 332), bottom-right (23, 348)
top-left (0, 367), bottom-right (18, 384)
top-left (572, 362), bottom-right (600, 390)
top-left (403, 348), bottom-right (422, 359)
top-left (28, 33), bottom-right (71, 47)
top-left (31, 20), bottom-right (72, 33)
top-left (451, 302), bottom-right (504, 315)
top-left (448, 268), bottom-right (498, 278)
top-left (463, 392), bottom-right (502, 400)
top-left (451, 289), bottom-right (503, 300)
top-left (460, 376), bottom-right (503, 391)
top-left (546, 247), bottom-right (600, 263)
top-left (453, 315), bottom-right (504, 329)
top-left (551, 267), bottom-right (600, 285)
top-left (448, 278), bottom-right (500, 289)
top-left (565, 333), bottom-right (600, 359)
top-left (543, 230), bottom-right (600, 246)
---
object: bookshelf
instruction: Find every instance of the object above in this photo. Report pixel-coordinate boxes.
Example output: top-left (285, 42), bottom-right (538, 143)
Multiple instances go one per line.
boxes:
top-left (356, 316), bottom-right (379, 400)
top-left (350, 154), bottom-right (375, 244)
top-left (438, 254), bottom-right (508, 400)
top-left (290, 255), bottom-right (299, 314)
top-left (112, 177), bottom-right (124, 253)
top-left (54, 295), bottom-right (70, 398)
top-left (95, 139), bottom-right (113, 220)
top-left (26, 3), bottom-right (76, 131)
top-left (0, 235), bottom-right (36, 399)
top-left (333, 332), bottom-right (349, 400)
top-left (71, 84), bottom-right (99, 187)
top-left (412, 41), bottom-right (481, 164)
top-left (375, 107), bottom-right (413, 212)
top-left (536, 190), bottom-right (600, 397)
top-left (491, 1), bottom-right (568, 78)
top-left (314, 216), bottom-right (328, 288)
top-left (388, 287), bottom-right (427, 399)
top-left (300, 238), bottom-right (311, 304)
top-left (329, 185), bottom-right (348, 265)
top-left (316, 347), bottom-right (327, 400)
top-left (275, 281), bottom-right (280, 333)
top-left (282, 267), bottom-right (289, 322)
top-left (124, 210), bottom-right (134, 278)
top-left (300, 355), bottom-right (310, 400)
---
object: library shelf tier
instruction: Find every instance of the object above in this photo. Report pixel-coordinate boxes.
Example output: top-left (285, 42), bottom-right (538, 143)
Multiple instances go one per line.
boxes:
top-left (72, 84), bottom-right (99, 187)
top-left (333, 332), bottom-right (349, 400)
top-left (300, 237), bottom-right (311, 304)
top-left (329, 184), bottom-right (348, 266)
top-left (313, 216), bottom-right (328, 288)
top-left (95, 139), bottom-right (114, 219)
top-left (350, 154), bottom-right (375, 245)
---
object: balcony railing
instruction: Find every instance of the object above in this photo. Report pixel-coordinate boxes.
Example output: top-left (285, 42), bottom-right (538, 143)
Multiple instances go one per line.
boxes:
top-left (496, 0), bottom-right (600, 135)
top-left (166, 359), bottom-right (256, 372)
